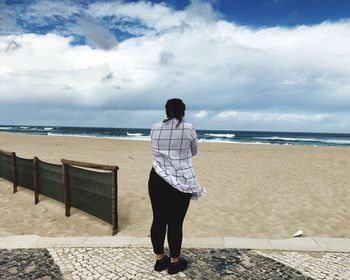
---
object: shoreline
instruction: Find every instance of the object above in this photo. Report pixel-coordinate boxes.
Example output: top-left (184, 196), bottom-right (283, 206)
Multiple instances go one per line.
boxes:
top-left (1, 131), bottom-right (350, 152)
top-left (1, 132), bottom-right (350, 239)
top-left (2, 129), bottom-right (350, 148)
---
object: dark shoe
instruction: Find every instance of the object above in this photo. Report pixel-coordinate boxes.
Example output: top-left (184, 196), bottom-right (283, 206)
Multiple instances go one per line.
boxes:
top-left (167, 258), bottom-right (188, 274)
top-left (154, 255), bottom-right (170, 271)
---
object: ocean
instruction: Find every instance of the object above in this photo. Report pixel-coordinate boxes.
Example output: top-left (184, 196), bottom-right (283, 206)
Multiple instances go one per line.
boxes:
top-left (1, 125), bottom-right (350, 147)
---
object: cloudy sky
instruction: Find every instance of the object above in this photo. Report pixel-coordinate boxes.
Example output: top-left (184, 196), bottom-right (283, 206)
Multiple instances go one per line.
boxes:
top-left (1, 0), bottom-right (350, 133)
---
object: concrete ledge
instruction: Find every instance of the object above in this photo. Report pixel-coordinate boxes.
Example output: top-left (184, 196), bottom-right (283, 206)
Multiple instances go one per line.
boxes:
top-left (270, 238), bottom-right (322, 251)
top-left (182, 237), bottom-right (225, 248)
top-left (312, 237), bottom-right (350, 253)
top-left (85, 236), bottom-right (132, 247)
top-left (35, 237), bottom-right (87, 248)
top-left (224, 237), bottom-right (272, 250)
top-left (0, 235), bottom-right (39, 249)
top-left (129, 237), bottom-right (152, 248)
top-left (0, 235), bottom-right (349, 252)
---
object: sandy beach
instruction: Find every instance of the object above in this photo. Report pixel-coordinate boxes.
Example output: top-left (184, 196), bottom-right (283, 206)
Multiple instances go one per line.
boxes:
top-left (0, 132), bottom-right (349, 239)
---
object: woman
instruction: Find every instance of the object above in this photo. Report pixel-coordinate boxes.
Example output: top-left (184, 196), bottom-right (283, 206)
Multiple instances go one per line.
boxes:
top-left (148, 98), bottom-right (204, 275)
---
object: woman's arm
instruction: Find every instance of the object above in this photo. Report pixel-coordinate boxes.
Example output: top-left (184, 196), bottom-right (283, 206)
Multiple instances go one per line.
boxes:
top-left (190, 127), bottom-right (198, 156)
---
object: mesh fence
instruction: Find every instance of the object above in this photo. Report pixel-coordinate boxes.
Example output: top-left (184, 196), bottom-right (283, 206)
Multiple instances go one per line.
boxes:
top-left (38, 159), bottom-right (64, 203)
top-left (67, 165), bottom-right (112, 224)
top-left (0, 150), bottom-right (117, 232)
top-left (0, 152), bottom-right (13, 182)
top-left (16, 157), bottom-right (34, 190)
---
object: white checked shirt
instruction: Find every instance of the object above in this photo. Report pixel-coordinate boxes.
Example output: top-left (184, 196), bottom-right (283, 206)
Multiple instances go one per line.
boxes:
top-left (151, 118), bottom-right (205, 200)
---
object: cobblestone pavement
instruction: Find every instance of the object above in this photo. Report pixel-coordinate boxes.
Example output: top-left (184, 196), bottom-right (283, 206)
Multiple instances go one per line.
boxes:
top-left (0, 249), bottom-right (61, 280)
top-left (259, 251), bottom-right (350, 280)
top-left (0, 248), bottom-right (349, 279)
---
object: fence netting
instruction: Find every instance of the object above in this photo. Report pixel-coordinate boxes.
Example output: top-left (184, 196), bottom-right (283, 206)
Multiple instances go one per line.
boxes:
top-left (67, 165), bottom-right (112, 224)
top-left (38, 159), bottom-right (64, 202)
top-left (0, 152), bottom-right (13, 182)
top-left (16, 157), bottom-right (34, 190)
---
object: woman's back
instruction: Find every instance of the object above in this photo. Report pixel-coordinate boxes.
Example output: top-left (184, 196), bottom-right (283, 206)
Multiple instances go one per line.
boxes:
top-left (151, 118), bottom-right (202, 199)
top-left (151, 118), bottom-right (197, 159)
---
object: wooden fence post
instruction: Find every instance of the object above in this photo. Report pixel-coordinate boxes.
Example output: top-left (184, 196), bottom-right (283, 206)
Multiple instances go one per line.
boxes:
top-left (11, 152), bottom-right (17, 193)
top-left (62, 161), bottom-right (70, 217)
top-left (112, 166), bottom-right (118, 235)
top-left (33, 157), bottom-right (39, 204)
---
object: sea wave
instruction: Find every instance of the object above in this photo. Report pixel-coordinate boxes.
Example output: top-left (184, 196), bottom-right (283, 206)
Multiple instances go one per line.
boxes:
top-left (320, 139), bottom-right (350, 144)
top-left (110, 136), bottom-right (150, 141)
top-left (47, 132), bottom-right (151, 141)
top-left (198, 138), bottom-right (270, 145)
top-left (253, 136), bottom-right (318, 141)
top-left (4, 126), bottom-right (349, 147)
top-left (205, 133), bottom-right (235, 138)
top-left (48, 132), bottom-right (95, 138)
top-left (126, 132), bottom-right (143, 137)
top-left (253, 136), bottom-right (350, 145)
top-left (199, 138), bottom-right (232, 144)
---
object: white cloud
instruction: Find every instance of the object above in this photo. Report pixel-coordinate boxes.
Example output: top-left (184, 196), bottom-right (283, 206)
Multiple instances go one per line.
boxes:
top-left (215, 110), bottom-right (336, 123)
top-left (0, 12), bottom-right (20, 34)
top-left (1, 1), bottom-right (350, 132)
top-left (74, 17), bottom-right (118, 50)
top-left (87, 1), bottom-right (186, 31)
top-left (185, 0), bottom-right (219, 23)
top-left (193, 110), bottom-right (209, 118)
top-left (23, 0), bottom-right (81, 24)
top-left (86, 0), bottom-right (220, 35)
top-left (0, 33), bottom-right (162, 107)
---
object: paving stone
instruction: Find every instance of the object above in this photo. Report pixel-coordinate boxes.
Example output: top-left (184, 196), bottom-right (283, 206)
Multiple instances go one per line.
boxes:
top-left (260, 251), bottom-right (350, 280)
top-left (182, 248), bottom-right (311, 280)
top-left (0, 248), bottom-right (62, 279)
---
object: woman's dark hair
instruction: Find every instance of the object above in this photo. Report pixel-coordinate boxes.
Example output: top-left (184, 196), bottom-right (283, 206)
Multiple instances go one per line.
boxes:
top-left (163, 98), bottom-right (186, 127)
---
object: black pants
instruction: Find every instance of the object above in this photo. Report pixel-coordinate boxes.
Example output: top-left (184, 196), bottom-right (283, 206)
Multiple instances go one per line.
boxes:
top-left (148, 168), bottom-right (191, 258)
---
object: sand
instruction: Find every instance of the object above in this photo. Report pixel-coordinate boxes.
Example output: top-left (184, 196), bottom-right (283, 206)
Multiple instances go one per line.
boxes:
top-left (0, 132), bottom-right (349, 239)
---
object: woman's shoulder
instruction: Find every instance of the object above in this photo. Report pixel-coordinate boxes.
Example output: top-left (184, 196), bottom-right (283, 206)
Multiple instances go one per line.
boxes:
top-left (151, 121), bottom-right (163, 130)
top-left (183, 121), bottom-right (194, 130)
top-left (152, 120), bottom-right (195, 130)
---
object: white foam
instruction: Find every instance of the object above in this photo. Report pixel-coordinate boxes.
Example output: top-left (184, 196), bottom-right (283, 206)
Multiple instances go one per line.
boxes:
top-left (199, 138), bottom-right (233, 144)
top-left (44, 127), bottom-right (53, 130)
top-left (126, 132), bottom-right (143, 137)
top-left (205, 133), bottom-right (235, 138)
top-left (253, 136), bottom-right (318, 141)
top-left (253, 136), bottom-right (350, 145)
top-left (199, 138), bottom-right (272, 145)
top-left (47, 132), bottom-right (151, 141)
top-left (0, 127), bottom-right (12, 130)
top-left (48, 132), bottom-right (93, 138)
top-left (320, 139), bottom-right (350, 144)
top-left (108, 136), bottom-right (150, 141)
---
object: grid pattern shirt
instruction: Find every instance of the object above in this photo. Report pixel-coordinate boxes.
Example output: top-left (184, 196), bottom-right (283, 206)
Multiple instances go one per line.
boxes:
top-left (151, 118), bottom-right (204, 200)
